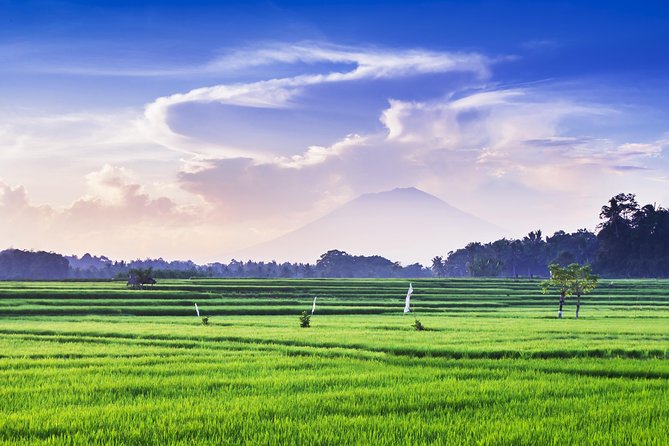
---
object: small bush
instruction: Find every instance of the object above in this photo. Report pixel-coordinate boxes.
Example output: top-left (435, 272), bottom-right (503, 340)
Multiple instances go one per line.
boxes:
top-left (412, 318), bottom-right (425, 331)
top-left (201, 317), bottom-right (209, 325)
top-left (299, 311), bottom-right (311, 328)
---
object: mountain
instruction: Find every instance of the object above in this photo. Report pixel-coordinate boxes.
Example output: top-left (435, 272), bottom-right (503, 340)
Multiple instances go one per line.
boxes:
top-left (233, 187), bottom-right (504, 264)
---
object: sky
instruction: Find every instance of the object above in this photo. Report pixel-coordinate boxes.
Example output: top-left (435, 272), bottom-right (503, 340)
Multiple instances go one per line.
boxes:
top-left (1, 0), bottom-right (669, 263)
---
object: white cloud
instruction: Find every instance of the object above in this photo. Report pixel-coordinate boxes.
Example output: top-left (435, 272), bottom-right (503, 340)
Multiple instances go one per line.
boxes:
top-left (141, 42), bottom-right (492, 157)
top-left (0, 181), bottom-right (45, 215)
top-left (0, 107), bottom-right (190, 207)
top-left (16, 41), bottom-right (491, 81)
top-left (615, 141), bottom-right (665, 157)
top-left (207, 42), bottom-right (491, 76)
top-left (276, 133), bottom-right (367, 168)
top-left (0, 111), bottom-right (147, 158)
top-left (0, 167), bottom-right (236, 260)
top-left (175, 85), bottom-right (668, 241)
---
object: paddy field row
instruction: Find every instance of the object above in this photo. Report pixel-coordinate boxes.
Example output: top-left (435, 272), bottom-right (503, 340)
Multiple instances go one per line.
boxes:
top-left (1, 279), bottom-right (668, 444)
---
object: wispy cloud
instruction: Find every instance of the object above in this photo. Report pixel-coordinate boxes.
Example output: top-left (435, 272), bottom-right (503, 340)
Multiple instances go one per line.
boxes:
top-left (521, 39), bottom-right (559, 50)
top-left (141, 42), bottom-right (492, 157)
top-left (14, 41), bottom-right (492, 80)
top-left (0, 110), bottom-right (157, 159)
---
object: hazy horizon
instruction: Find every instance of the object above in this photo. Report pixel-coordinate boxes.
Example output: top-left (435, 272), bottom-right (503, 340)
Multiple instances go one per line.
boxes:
top-left (1, 1), bottom-right (668, 263)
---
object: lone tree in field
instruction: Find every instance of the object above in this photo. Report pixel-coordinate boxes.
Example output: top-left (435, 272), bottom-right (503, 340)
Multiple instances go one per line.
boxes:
top-left (542, 263), bottom-right (598, 318)
top-left (567, 263), bottom-right (598, 319)
top-left (541, 264), bottom-right (573, 318)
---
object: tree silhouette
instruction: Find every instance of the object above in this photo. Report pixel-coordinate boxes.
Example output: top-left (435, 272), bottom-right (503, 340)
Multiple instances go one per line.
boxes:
top-left (127, 267), bottom-right (156, 289)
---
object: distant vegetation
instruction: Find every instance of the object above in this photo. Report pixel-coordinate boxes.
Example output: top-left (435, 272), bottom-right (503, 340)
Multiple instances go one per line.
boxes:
top-left (0, 249), bottom-right (69, 280)
top-left (1, 193), bottom-right (668, 279)
top-left (434, 193), bottom-right (669, 278)
top-left (433, 229), bottom-right (597, 278)
top-left (0, 248), bottom-right (431, 280)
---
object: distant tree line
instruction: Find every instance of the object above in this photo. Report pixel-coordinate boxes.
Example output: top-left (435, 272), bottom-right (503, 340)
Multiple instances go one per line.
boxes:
top-left (0, 249), bottom-right (69, 280)
top-left (115, 250), bottom-right (429, 279)
top-left (312, 250), bottom-right (428, 278)
top-left (432, 193), bottom-right (669, 278)
top-left (431, 229), bottom-right (597, 278)
top-left (1, 193), bottom-right (667, 280)
top-left (0, 249), bottom-right (430, 280)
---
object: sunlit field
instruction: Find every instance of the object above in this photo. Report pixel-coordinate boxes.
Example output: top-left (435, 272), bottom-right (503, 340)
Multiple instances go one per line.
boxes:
top-left (1, 279), bottom-right (668, 445)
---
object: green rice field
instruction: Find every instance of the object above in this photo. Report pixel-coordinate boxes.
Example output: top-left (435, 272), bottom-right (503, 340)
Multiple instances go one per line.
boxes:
top-left (1, 278), bottom-right (668, 445)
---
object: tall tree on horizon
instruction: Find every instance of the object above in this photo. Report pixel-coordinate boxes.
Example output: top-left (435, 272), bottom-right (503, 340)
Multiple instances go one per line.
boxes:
top-left (596, 193), bottom-right (639, 276)
top-left (431, 256), bottom-right (445, 277)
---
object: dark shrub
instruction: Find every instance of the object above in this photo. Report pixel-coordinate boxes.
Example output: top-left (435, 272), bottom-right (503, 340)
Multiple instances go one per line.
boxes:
top-left (299, 311), bottom-right (311, 328)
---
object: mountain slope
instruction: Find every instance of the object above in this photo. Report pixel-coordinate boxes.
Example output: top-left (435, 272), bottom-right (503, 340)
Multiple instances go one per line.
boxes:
top-left (234, 187), bottom-right (504, 264)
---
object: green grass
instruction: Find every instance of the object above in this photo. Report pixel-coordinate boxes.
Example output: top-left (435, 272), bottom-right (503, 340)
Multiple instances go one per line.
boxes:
top-left (1, 278), bottom-right (668, 444)
top-left (2, 278), bottom-right (669, 317)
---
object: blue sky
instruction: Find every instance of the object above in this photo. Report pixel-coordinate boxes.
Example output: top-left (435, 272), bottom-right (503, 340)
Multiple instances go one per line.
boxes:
top-left (1, 0), bottom-right (668, 262)
top-left (4, 1), bottom-right (669, 105)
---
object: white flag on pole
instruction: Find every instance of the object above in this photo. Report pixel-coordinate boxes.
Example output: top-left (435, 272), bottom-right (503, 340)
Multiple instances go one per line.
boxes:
top-left (404, 283), bottom-right (413, 313)
top-left (194, 303), bottom-right (200, 317)
top-left (312, 296), bottom-right (317, 315)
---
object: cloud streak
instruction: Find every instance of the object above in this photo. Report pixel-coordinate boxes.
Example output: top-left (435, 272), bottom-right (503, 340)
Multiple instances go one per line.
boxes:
top-left (142, 42), bottom-right (492, 157)
top-left (16, 41), bottom-right (491, 80)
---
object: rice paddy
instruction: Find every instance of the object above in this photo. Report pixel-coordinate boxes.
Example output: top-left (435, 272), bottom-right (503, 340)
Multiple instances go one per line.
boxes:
top-left (1, 279), bottom-right (668, 445)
